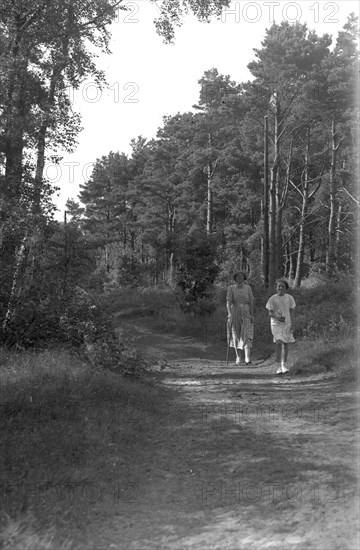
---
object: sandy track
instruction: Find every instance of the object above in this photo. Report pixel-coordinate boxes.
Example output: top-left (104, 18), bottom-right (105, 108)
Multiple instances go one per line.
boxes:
top-left (77, 317), bottom-right (359, 550)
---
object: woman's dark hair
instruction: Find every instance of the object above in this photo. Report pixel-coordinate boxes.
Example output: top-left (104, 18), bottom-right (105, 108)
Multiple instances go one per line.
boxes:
top-left (276, 278), bottom-right (289, 290)
top-left (234, 271), bottom-right (248, 281)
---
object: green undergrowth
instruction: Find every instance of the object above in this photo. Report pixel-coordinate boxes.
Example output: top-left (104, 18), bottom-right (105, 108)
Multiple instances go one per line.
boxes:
top-left (103, 277), bottom-right (357, 370)
top-left (0, 348), bottom-right (175, 550)
top-left (289, 336), bottom-right (357, 379)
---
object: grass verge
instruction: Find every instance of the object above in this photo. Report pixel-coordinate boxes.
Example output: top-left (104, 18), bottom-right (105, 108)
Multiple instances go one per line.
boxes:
top-left (0, 348), bottom-right (175, 550)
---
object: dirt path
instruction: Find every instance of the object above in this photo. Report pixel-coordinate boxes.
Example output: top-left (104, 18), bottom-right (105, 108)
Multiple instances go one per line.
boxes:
top-left (76, 317), bottom-right (359, 550)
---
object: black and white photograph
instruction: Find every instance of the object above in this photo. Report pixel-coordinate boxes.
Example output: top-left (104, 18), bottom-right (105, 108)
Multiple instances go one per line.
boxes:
top-left (0, 1), bottom-right (359, 548)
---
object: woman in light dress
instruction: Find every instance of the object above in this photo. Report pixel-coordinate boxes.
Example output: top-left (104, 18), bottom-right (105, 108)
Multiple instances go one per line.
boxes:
top-left (226, 271), bottom-right (254, 365)
top-left (266, 279), bottom-right (295, 374)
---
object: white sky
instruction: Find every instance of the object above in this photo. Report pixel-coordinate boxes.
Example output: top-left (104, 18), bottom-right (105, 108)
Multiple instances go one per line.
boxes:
top-left (49, 0), bottom-right (359, 218)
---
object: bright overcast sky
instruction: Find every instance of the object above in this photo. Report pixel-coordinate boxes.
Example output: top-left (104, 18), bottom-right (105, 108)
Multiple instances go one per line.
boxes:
top-left (50, 0), bottom-right (359, 217)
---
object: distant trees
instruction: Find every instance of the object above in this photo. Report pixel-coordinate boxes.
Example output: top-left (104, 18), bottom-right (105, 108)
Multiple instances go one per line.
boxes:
top-left (78, 17), bottom-right (358, 292)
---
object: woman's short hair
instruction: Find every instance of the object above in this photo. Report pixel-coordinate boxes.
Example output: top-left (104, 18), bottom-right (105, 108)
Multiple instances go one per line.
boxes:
top-left (234, 271), bottom-right (248, 281)
top-left (276, 278), bottom-right (289, 290)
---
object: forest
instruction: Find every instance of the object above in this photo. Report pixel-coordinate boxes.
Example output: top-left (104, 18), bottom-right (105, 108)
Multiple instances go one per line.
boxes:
top-left (0, 1), bottom-right (359, 548)
top-left (77, 17), bottom-right (358, 293)
top-left (0, 1), bottom-right (358, 352)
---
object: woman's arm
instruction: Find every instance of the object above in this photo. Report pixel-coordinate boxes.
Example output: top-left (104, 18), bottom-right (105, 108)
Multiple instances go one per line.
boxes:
top-left (268, 309), bottom-right (284, 322)
top-left (248, 287), bottom-right (254, 319)
top-left (226, 287), bottom-right (233, 318)
top-left (249, 302), bottom-right (254, 320)
top-left (289, 307), bottom-right (294, 328)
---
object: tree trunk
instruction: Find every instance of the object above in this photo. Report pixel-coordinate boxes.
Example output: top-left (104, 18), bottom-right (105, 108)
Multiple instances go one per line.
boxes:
top-left (288, 237), bottom-right (296, 280)
top-left (206, 131), bottom-right (212, 235)
top-left (206, 160), bottom-right (212, 235)
top-left (275, 191), bottom-right (282, 277)
top-left (206, 133), bottom-right (218, 236)
top-left (283, 240), bottom-right (289, 277)
top-left (2, 233), bottom-right (28, 335)
top-left (326, 120), bottom-right (342, 275)
top-left (335, 201), bottom-right (342, 264)
top-left (262, 115), bottom-right (269, 286)
top-left (4, 19), bottom-right (28, 197)
top-left (269, 94), bottom-right (281, 287)
top-left (168, 252), bottom-right (174, 284)
top-left (294, 127), bottom-right (310, 287)
top-left (33, 2), bottom-right (73, 213)
top-left (308, 230), bottom-right (316, 263)
top-left (269, 167), bottom-right (277, 287)
top-left (294, 201), bottom-right (307, 288)
top-left (30, 3), bottom-right (74, 290)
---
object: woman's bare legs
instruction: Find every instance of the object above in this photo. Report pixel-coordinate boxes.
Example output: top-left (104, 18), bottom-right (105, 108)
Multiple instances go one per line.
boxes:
top-left (232, 330), bottom-right (241, 363)
top-left (244, 343), bottom-right (251, 363)
top-left (275, 340), bottom-right (282, 373)
top-left (281, 343), bottom-right (289, 372)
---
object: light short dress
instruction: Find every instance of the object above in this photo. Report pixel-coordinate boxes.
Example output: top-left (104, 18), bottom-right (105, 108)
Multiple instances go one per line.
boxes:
top-left (226, 284), bottom-right (254, 349)
top-left (266, 293), bottom-right (296, 343)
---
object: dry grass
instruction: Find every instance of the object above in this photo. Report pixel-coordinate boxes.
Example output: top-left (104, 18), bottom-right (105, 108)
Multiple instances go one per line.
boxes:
top-left (0, 348), bottom-right (173, 550)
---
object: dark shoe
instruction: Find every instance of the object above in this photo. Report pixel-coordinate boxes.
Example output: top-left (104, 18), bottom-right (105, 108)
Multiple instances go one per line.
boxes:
top-left (245, 361), bottom-right (252, 366)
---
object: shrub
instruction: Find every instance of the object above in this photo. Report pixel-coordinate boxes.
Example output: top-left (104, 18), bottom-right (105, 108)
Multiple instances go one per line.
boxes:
top-left (59, 287), bottom-right (112, 346)
top-left (175, 232), bottom-right (220, 316)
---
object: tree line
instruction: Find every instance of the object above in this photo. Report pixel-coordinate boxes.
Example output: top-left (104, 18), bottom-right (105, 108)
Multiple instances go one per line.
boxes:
top-left (0, 4), bottom-right (358, 346)
top-left (76, 17), bottom-right (358, 291)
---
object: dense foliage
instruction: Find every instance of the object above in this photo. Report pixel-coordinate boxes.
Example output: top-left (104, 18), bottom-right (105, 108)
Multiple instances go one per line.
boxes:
top-left (0, 4), bottom-right (358, 349)
top-left (79, 18), bottom-right (358, 292)
top-left (0, 0), bottom-right (231, 349)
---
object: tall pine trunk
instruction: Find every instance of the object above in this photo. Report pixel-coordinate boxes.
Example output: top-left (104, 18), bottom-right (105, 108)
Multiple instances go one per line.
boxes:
top-left (262, 115), bottom-right (269, 286)
top-left (269, 97), bottom-right (279, 287)
top-left (326, 120), bottom-right (342, 275)
top-left (294, 127), bottom-right (310, 287)
top-left (206, 161), bottom-right (212, 235)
